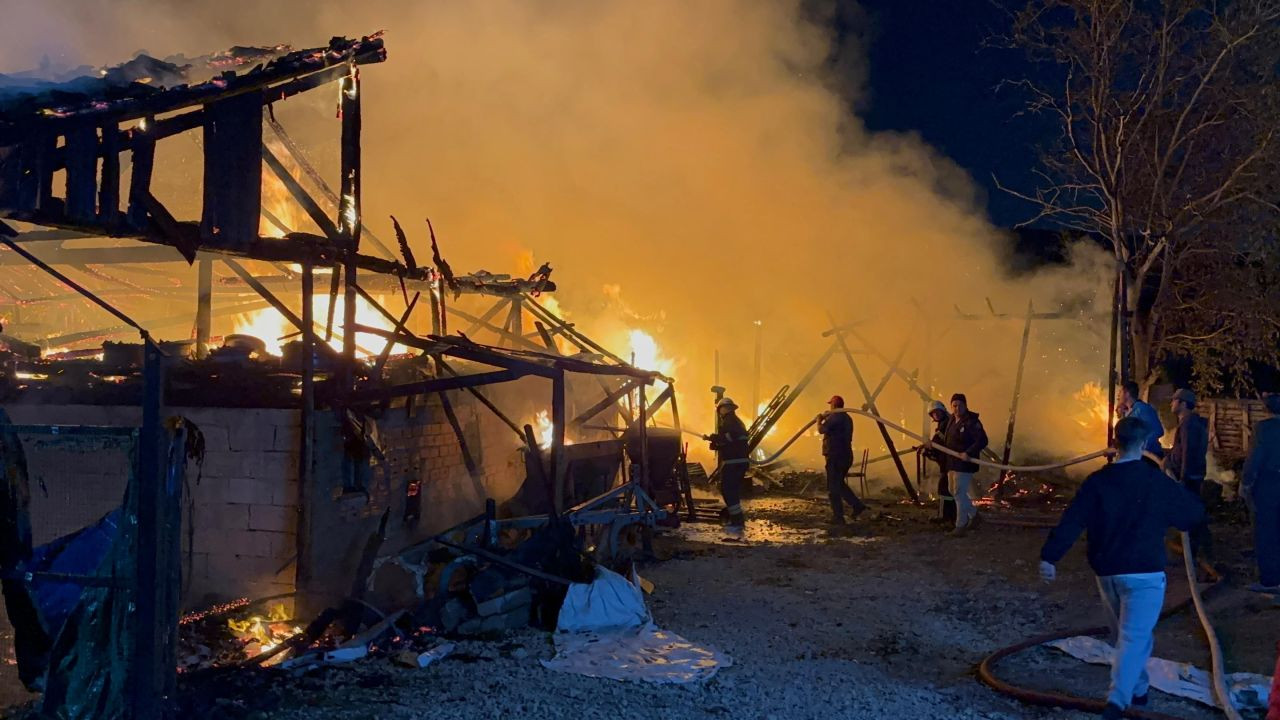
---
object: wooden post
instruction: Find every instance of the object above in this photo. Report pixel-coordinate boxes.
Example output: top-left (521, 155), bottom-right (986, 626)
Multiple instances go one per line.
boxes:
top-left (129, 339), bottom-right (166, 718)
top-left (297, 262), bottom-right (315, 595)
top-left (1107, 268), bottom-right (1121, 448)
top-left (831, 329), bottom-right (921, 504)
top-left (98, 122), bottom-right (120, 227)
top-left (638, 383), bottom-right (650, 493)
top-left (339, 63), bottom-right (362, 393)
top-left (429, 283), bottom-right (442, 335)
top-left (551, 371), bottom-right (567, 513)
top-left (126, 118), bottom-right (155, 230)
top-left (195, 257), bottom-right (212, 358)
top-left (999, 300), bottom-right (1035, 472)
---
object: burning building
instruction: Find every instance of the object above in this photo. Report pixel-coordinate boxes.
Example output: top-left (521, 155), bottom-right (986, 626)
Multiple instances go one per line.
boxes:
top-left (0, 34), bottom-right (695, 714)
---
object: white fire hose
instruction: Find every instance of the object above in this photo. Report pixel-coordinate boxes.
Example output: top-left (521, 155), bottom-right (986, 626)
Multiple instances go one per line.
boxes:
top-left (751, 407), bottom-right (1113, 471)
top-left (736, 407), bottom-right (1242, 718)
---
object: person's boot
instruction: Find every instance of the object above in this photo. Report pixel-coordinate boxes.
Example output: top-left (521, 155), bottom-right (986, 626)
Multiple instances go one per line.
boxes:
top-left (1100, 703), bottom-right (1123, 719)
top-left (1131, 693), bottom-right (1148, 707)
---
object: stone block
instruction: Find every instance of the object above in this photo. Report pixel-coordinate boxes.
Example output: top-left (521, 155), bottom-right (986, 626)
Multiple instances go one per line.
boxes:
top-left (227, 476), bottom-right (275, 506)
top-left (212, 503), bottom-right (251, 531)
top-left (229, 421), bottom-right (277, 452)
top-left (272, 424), bottom-right (300, 452)
top-left (255, 451), bottom-right (299, 482)
top-left (197, 424), bottom-right (231, 453)
top-left (248, 504), bottom-right (296, 533)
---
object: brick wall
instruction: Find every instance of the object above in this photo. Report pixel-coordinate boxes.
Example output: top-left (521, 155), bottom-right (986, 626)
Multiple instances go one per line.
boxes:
top-left (1, 404), bottom-right (299, 606)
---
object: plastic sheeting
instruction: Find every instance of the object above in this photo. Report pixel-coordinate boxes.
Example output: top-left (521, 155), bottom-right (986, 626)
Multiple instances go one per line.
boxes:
top-left (1046, 635), bottom-right (1272, 712)
top-left (541, 567), bottom-right (730, 684)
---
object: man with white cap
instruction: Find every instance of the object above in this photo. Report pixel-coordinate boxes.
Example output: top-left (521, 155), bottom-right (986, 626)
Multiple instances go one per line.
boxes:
top-left (817, 395), bottom-right (866, 529)
top-left (708, 397), bottom-right (750, 536)
top-left (924, 400), bottom-right (954, 524)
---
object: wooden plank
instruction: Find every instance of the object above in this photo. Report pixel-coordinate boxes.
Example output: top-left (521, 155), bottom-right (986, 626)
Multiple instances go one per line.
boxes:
top-left (201, 91), bottom-right (263, 251)
top-left (126, 119), bottom-right (155, 229)
top-left (349, 369), bottom-right (527, 404)
top-left (97, 122), bottom-right (120, 227)
top-left (63, 125), bottom-right (98, 223)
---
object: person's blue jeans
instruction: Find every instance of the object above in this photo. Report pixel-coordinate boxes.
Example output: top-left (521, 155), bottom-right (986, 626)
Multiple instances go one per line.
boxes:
top-left (1096, 572), bottom-right (1166, 708)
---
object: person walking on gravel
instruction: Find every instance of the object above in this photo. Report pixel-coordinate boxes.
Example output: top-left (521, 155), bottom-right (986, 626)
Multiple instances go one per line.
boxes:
top-left (1243, 393), bottom-right (1280, 594)
top-left (941, 393), bottom-right (987, 535)
top-left (1039, 417), bottom-right (1205, 719)
top-left (817, 395), bottom-right (866, 531)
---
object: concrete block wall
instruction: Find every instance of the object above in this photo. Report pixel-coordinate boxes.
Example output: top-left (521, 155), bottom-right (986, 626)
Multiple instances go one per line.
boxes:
top-left (1, 404), bottom-right (299, 607)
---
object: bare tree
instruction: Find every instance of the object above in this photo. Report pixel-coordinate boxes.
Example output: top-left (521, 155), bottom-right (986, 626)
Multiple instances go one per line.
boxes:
top-left (999, 0), bottom-right (1280, 394)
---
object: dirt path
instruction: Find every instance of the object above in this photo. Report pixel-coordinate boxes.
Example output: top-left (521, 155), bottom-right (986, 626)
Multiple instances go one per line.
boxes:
top-left (179, 495), bottom-right (1276, 720)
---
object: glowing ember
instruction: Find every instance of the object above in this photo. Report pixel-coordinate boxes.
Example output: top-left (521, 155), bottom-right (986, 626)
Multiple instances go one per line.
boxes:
top-left (534, 410), bottom-right (554, 449)
top-left (227, 602), bottom-right (302, 663)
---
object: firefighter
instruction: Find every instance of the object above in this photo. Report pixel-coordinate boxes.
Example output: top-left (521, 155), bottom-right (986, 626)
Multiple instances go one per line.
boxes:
top-left (942, 393), bottom-right (988, 536)
top-left (1243, 393), bottom-right (1280, 593)
top-left (817, 395), bottom-right (866, 529)
top-left (924, 400), bottom-right (955, 525)
top-left (708, 397), bottom-right (750, 536)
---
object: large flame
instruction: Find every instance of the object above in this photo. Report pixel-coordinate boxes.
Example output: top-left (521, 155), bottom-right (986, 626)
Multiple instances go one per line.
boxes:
top-left (627, 329), bottom-right (673, 376)
top-left (1073, 381), bottom-right (1112, 433)
top-left (231, 292), bottom-right (411, 357)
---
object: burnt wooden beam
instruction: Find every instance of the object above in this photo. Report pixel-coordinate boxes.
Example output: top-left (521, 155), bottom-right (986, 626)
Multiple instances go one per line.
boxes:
top-left (570, 378), bottom-right (643, 429)
top-left (97, 122), bottom-right (120, 227)
top-left (39, 298), bottom-right (270, 349)
top-left (371, 292), bottom-right (419, 380)
top-left (221, 257), bottom-right (305, 333)
top-left (445, 305), bottom-right (546, 351)
top-left (195, 258), bottom-right (213, 358)
top-left (201, 91), bottom-right (263, 253)
top-left (126, 118), bottom-right (156, 229)
top-left (0, 42), bottom-right (387, 145)
top-left (0, 245), bottom-right (190, 265)
top-left (63, 125), bottom-right (98, 224)
top-left (338, 63), bottom-right (361, 393)
top-left (438, 391), bottom-right (487, 500)
top-left (437, 358), bottom-right (526, 439)
top-left (349, 368), bottom-right (527, 404)
top-left (265, 115), bottom-right (396, 260)
top-left (465, 297), bottom-right (512, 336)
top-left (262, 145), bottom-right (341, 242)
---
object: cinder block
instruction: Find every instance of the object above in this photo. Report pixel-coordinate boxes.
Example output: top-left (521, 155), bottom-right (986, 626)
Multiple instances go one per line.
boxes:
top-left (229, 422), bottom-right (276, 452)
top-left (270, 479), bottom-right (299, 506)
top-left (272, 425), bottom-right (300, 452)
top-left (227, 477), bottom-right (275, 506)
top-left (200, 449), bottom-right (244, 479)
top-left (213, 503), bottom-right (251, 531)
top-left (255, 452), bottom-right (299, 482)
top-left (196, 424), bottom-right (231, 453)
top-left (248, 504), bottom-right (296, 533)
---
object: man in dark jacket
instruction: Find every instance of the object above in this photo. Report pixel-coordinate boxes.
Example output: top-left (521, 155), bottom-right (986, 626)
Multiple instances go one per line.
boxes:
top-left (1164, 388), bottom-right (1213, 567)
top-left (708, 397), bottom-right (750, 537)
top-left (817, 395), bottom-right (865, 528)
top-left (924, 400), bottom-right (954, 524)
top-left (1243, 394), bottom-right (1280, 592)
top-left (1040, 417), bottom-right (1205, 719)
top-left (1119, 380), bottom-right (1164, 464)
top-left (942, 393), bottom-right (988, 535)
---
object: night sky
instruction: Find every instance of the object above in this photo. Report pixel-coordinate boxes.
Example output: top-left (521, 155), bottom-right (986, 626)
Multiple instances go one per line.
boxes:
top-left (840, 1), bottom-right (1053, 229)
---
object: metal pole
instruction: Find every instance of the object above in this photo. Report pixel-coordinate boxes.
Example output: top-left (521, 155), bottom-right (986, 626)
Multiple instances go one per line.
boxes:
top-left (130, 339), bottom-right (165, 718)
top-left (999, 300), bottom-right (1035, 472)
top-left (195, 257), bottom-right (212, 358)
top-left (751, 321), bottom-right (762, 420)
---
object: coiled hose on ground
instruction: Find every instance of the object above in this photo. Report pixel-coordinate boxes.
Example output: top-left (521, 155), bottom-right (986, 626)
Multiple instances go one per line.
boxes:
top-left (748, 409), bottom-right (1240, 717)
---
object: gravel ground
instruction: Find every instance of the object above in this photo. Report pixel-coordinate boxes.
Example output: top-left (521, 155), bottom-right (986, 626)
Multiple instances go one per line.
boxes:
top-left (172, 494), bottom-right (1278, 720)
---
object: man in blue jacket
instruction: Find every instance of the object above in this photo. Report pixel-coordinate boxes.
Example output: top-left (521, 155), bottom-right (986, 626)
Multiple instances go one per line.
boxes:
top-left (1040, 417), bottom-right (1205, 719)
top-left (817, 395), bottom-right (865, 529)
top-left (1119, 381), bottom-right (1164, 464)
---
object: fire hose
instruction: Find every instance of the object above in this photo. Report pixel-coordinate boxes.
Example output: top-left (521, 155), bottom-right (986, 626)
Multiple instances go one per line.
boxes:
top-left (977, 535), bottom-right (1239, 720)
top-left (749, 408), bottom-right (1113, 472)
top-left (717, 411), bottom-right (1243, 716)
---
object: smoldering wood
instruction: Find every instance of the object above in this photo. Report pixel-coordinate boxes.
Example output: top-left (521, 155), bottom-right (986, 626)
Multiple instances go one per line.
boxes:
top-left (324, 263), bottom-right (341, 342)
top-left (195, 258), bottom-right (212, 358)
top-left (437, 391), bottom-right (487, 501)
top-left (999, 300), bottom-right (1036, 471)
top-left (446, 305), bottom-right (547, 352)
top-left (463, 297), bottom-right (512, 335)
top-left (38, 298), bottom-right (271, 348)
